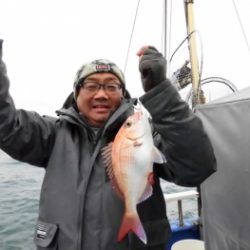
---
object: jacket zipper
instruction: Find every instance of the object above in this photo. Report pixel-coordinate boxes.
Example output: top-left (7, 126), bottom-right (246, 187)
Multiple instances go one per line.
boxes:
top-left (77, 128), bottom-right (100, 250)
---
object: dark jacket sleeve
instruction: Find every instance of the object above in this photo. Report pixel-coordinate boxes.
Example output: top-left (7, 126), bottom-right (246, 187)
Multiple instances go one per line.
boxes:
top-left (140, 79), bottom-right (216, 187)
top-left (0, 41), bottom-right (56, 167)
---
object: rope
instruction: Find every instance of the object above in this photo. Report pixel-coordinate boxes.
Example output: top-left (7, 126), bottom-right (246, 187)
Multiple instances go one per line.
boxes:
top-left (232, 0), bottom-right (250, 56)
top-left (123, 0), bottom-right (141, 74)
top-left (185, 76), bottom-right (238, 104)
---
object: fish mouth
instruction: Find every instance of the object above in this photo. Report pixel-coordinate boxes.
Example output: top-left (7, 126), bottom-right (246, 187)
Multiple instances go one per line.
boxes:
top-left (127, 132), bottom-right (145, 141)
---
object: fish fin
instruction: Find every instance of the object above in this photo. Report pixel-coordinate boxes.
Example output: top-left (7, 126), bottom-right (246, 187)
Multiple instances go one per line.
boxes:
top-left (138, 184), bottom-right (153, 203)
top-left (101, 143), bottom-right (124, 199)
top-left (101, 143), bottom-right (114, 179)
top-left (118, 212), bottom-right (147, 244)
top-left (152, 146), bottom-right (167, 164)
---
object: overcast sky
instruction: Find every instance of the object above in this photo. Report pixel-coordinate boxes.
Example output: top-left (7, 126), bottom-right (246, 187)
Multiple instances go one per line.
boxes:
top-left (1, 0), bottom-right (250, 115)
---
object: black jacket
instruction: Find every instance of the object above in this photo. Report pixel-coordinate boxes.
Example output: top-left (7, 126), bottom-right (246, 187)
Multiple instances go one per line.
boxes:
top-left (0, 43), bottom-right (216, 250)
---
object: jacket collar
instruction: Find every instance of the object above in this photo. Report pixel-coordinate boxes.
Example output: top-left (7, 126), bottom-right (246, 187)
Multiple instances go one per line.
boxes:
top-left (56, 98), bottom-right (136, 133)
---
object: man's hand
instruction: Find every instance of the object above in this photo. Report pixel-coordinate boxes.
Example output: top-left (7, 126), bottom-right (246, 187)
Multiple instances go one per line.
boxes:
top-left (137, 46), bottom-right (166, 92)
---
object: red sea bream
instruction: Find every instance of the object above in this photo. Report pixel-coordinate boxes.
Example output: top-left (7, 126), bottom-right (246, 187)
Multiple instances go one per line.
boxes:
top-left (102, 101), bottom-right (166, 244)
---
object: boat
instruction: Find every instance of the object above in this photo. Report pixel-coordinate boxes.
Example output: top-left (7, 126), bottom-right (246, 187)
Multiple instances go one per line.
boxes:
top-left (148, 1), bottom-right (250, 249)
top-left (1, 1), bottom-right (250, 249)
top-left (119, 0), bottom-right (250, 249)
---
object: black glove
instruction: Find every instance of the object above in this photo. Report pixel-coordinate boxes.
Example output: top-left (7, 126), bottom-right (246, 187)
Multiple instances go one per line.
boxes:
top-left (138, 46), bottom-right (166, 92)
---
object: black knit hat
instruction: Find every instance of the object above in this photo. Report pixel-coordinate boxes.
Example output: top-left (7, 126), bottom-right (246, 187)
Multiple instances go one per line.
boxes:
top-left (73, 59), bottom-right (125, 99)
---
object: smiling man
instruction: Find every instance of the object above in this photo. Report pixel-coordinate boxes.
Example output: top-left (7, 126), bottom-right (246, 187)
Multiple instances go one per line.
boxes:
top-left (74, 60), bottom-right (125, 127)
top-left (0, 40), bottom-right (216, 250)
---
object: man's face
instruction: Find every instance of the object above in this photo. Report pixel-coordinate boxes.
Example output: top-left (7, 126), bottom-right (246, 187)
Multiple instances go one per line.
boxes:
top-left (76, 72), bottom-right (124, 127)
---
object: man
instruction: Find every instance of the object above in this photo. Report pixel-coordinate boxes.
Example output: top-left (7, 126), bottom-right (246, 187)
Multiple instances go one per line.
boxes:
top-left (0, 40), bottom-right (216, 250)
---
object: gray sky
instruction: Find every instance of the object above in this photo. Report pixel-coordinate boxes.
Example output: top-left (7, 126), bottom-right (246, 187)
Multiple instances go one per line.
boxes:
top-left (1, 0), bottom-right (250, 115)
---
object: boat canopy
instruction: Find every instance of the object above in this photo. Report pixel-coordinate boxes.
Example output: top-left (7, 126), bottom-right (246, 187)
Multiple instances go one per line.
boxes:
top-left (196, 86), bottom-right (250, 250)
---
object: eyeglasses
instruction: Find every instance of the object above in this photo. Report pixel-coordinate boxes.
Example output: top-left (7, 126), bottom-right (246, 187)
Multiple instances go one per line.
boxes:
top-left (80, 81), bottom-right (122, 94)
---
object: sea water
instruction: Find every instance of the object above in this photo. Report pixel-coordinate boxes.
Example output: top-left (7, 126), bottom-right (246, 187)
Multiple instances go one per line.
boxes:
top-left (0, 150), bottom-right (197, 250)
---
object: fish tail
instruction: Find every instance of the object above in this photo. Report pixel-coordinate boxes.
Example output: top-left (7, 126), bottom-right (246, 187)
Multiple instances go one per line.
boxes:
top-left (117, 212), bottom-right (147, 244)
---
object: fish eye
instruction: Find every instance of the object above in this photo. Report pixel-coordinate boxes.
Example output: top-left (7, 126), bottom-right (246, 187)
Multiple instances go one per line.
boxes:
top-left (125, 121), bottom-right (132, 128)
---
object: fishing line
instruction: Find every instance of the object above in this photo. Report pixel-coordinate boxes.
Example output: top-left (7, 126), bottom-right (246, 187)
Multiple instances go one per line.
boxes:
top-left (123, 0), bottom-right (141, 74)
top-left (232, 0), bottom-right (250, 57)
top-left (167, 0), bottom-right (173, 62)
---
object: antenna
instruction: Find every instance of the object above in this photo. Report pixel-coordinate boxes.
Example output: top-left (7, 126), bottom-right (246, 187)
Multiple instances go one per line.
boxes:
top-left (162, 0), bottom-right (168, 59)
top-left (162, 0), bottom-right (173, 78)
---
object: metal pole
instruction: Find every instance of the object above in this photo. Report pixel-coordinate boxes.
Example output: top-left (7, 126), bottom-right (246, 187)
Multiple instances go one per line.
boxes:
top-left (163, 0), bottom-right (168, 58)
top-left (177, 200), bottom-right (184, 227)
top-left (184, 0), bottom-right (201, 107)
top-left (163, 0), bottom-right (171, 78)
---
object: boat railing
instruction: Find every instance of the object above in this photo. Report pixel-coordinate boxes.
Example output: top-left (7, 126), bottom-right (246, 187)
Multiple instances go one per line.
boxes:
top-left (164, 190), bottom-right (199, 227)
